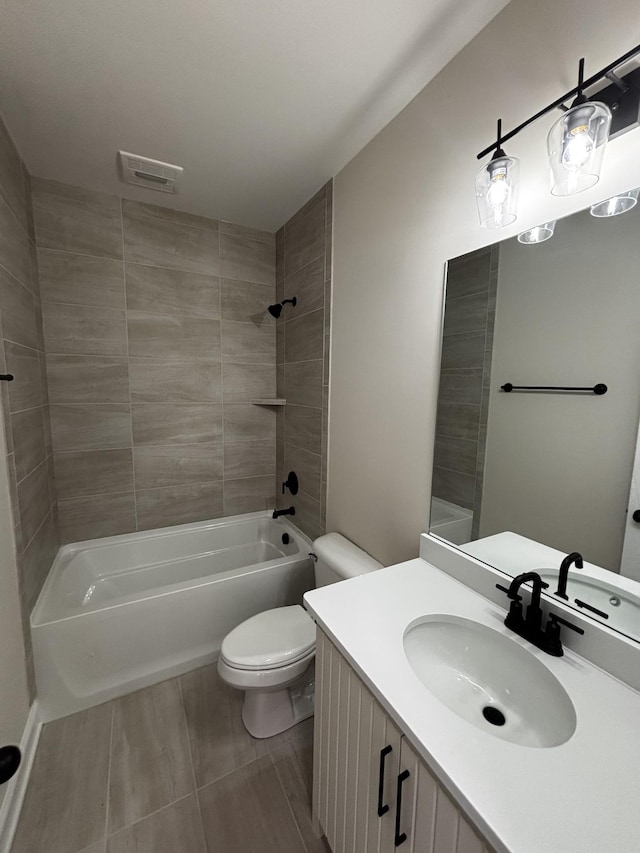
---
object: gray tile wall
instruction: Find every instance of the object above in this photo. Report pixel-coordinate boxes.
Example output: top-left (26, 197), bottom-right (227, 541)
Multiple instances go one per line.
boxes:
top-left (0, 115), bottom-right (59, 701)
top-left (433, 245), bottom-right (498, 536)
top-left (275, 182), bottom-right (332, 540)
top-left (32, 179), bottom-right (277, 542)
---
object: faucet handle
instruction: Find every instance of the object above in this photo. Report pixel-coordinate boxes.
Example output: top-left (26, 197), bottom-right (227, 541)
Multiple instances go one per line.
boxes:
top-left (282, 471), bottom-right (299, 496)
top-left (496, 583), bottom-right (521, 600)
top-left (543, 612), bottom-right (585, 657)
top-left (548, 613), bottom-right (585, 635)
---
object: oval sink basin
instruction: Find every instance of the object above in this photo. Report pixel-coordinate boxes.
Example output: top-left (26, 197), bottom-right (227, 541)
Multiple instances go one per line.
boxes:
top-left (403, 615), bottom-right (576, 748)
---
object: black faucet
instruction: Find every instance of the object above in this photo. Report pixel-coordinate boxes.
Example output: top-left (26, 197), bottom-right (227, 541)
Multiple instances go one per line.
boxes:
top-left (272, 506), bottom-right (295, 519)
top-left (496, 571), bottom-right (584, 656)
top-left (505, 571), bottom-right (546, 635)
top-left (555, 551), bottom-right (583, 600)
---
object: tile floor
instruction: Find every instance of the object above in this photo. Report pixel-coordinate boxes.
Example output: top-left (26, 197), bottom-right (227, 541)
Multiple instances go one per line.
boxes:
top-left (11, 664), bottom-right (331, 853)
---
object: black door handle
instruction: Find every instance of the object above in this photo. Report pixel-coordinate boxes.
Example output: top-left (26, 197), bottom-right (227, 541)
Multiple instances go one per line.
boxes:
top-left (377, 745), bottom-right (392, 816)
top-left (632, 510), bottom-right (640, 523)
top-left (394, 769), bottom-right (410, 846)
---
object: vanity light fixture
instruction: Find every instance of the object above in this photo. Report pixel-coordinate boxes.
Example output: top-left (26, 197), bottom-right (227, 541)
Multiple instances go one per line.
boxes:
top-left (475, 119), bottom-right (520, 229)
top-left (517, 221), bottom-right (556, 244)
top-left (547, 60), bottom-right (611, 196)
top-left (590, 188), bottom-right (640, 217)
top-left (475, 42), bottom-right (640, 215)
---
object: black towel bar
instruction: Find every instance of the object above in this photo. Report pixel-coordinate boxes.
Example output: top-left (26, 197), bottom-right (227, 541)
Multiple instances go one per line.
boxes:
top-left (501, 383), bottom-right (607, 395)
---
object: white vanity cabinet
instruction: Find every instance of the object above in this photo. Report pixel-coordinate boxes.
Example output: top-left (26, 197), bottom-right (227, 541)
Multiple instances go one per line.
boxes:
top-left (313, 629), bottom-right (492, 853)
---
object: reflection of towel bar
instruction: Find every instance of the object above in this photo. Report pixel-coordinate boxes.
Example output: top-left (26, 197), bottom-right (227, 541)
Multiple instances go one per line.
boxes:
top-left (500, 382), bottom-right (607, 395)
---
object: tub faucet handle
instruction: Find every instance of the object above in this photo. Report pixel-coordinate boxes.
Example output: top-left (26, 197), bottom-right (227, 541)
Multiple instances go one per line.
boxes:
top-left (282, 471), bottom-right (299, 495)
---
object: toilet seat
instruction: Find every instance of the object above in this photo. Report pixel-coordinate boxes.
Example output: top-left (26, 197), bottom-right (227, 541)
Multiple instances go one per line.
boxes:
top-left (217, 647), bottom-right (314, 691)
top-left (220, 605), bottom-right (315, 671)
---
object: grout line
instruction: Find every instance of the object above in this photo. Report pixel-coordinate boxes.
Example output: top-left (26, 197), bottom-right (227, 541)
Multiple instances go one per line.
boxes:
top-left (281, 402), bottom-right (323, 412)
top-left (175, 678), bottom-right (208, 849)
top-left (19, 504), bottom-right (54, 555)
top-left (103, 702), bottom-right (115, 841)
top-left (432, 461), bottom-right (477, 478)
top-left (122, 204), bottom-right (219, 236)
top-left (219, 223), bottom-right (228, 520)
top-left (7, 401), bottom-right (47, 417)
top-left (434, 435), bottom-right (479, 446)
top-left (107, 793), bottom-right (195, 842)
top-left (281, 251), bottom-right (324, 286)
top-left (2, 338), bottom-right (41, 357)
top-left (14, 454), bottom-right (48, 488)
top-left (0, 259), bottom-right (40, 302)
top-left (282, 357), bottom-right (324, 367)
top-left (56, 474), bottom-right (270, 502)
top-left (54, 443), bottom-right (226, 455)
top-left (0, 192), bottom-right (33, 250)
top-left (120, 197), bottom-right (138, 533)
top-left (194, 753), bottom-right (266, 795)
top-left (280, 303), bottom-right (324, 325)
top-left (269, 740), bottom-right (312, 853)
top-left (282, 439), bottom-right (322, 457)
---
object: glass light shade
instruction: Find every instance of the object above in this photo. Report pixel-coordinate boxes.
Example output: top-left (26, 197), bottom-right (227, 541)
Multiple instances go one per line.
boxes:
top-left (547, 101), bottom-right (611, 196)
top-left (517, 221), bottom-right (557, 244)
top-left (590, 188), bottom-right (639, 218)
top-left (475, 154), bottom-right (520, 229)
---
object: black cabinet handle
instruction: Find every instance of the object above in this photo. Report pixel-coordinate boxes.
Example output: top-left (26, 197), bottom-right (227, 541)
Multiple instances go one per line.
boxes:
top-left (394, 769), bottom-right (410, 846)
top-left (377, 745), bottom-right (392, 817)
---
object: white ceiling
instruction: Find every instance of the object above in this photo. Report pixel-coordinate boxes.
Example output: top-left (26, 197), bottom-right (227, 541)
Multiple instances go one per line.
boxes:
top-left (0, 0), bottom-right (509, 230)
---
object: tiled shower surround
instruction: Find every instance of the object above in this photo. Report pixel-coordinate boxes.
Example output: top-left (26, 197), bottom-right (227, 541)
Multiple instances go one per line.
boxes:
top-left (0, 102), bottom-right (332, 703)
top-left (0, 117), bottom-right (58, 700)
top-left (275, 182), bottom-right (332, 540)
top-left (32, 178), bottom-right (279, 541)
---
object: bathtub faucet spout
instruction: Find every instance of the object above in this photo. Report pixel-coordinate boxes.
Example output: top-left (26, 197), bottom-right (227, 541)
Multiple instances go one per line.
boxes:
top-left (272, 507), bottom-right (295, 519)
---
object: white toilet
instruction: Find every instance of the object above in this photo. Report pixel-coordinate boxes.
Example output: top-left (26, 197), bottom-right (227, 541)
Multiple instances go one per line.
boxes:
top-left (217, 532), bottom-right (383, 738)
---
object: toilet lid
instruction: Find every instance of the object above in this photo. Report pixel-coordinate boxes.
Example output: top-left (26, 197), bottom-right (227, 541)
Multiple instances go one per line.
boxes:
top-left (220, 605), bottom-right (315, 671)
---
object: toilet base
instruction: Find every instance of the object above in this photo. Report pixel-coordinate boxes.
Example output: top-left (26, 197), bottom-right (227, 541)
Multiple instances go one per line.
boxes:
top-left (241, 663), bottom-right (315, 739)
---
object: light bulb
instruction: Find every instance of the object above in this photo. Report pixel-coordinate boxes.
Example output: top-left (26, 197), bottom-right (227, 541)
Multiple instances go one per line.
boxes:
top-left (591, 188), bottom-right (639, 218)
top-left (547, 101), bottom-right (611, 196)
top-left (517, 221), bottom-right (556, 244)
top-left (487, 173), bottom-right (509, 208)
top-left (562, 125), bottom-right (594, 169)
top-left (475, 154), bottom-right (519, 229)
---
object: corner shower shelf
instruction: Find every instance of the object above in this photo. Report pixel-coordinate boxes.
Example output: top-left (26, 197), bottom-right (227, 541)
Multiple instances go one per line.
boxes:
top-left (251, 398), bottom-right (286, 406)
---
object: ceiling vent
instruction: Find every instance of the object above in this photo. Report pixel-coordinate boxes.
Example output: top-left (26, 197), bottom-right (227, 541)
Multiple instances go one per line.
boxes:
top-left (118, 151), bottom-right (183, 194)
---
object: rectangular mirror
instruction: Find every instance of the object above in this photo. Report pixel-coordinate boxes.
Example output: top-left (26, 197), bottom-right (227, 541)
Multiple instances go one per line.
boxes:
top-left (431, 190), bottom-right (640, 643)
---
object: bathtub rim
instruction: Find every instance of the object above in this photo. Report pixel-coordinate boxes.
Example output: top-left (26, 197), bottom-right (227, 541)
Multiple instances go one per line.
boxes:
top-left (32, 511), bottom-right (313, 628)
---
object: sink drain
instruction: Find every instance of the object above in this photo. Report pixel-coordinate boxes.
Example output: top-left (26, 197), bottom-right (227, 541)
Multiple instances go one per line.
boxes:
top-left (482, 706), bottom-right (506, 727)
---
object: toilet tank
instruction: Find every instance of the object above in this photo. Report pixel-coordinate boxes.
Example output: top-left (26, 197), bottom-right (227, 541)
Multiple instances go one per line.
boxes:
top-left (312, 533), bottom-right (383, 587)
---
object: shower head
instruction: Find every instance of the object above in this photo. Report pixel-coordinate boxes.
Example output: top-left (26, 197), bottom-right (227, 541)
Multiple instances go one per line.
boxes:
top-left (268, 297), bottom-right (297, 318)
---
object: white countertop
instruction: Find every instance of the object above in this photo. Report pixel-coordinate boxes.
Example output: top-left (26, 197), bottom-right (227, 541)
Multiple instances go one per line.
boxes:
top-left (304, 558), bottom-right (640, 853)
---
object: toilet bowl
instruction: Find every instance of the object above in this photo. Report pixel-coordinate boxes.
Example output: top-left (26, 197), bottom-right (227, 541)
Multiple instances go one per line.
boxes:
top-left (217, 532), bottom-right (382, 738)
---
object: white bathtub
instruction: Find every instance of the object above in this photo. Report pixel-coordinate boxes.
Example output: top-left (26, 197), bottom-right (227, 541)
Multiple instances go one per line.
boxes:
top-left (429, 497), bottom-right (473, 546)
top-left (31, 511), bottom-right (314, 721)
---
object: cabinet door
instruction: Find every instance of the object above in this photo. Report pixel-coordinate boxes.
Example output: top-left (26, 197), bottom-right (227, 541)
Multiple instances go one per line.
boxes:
top-left (395, 738), bottom-right (488, 853)
top-left (369, 699), bottom-right (402, 853)
top-left (313, 631), bottom-right (401, 853)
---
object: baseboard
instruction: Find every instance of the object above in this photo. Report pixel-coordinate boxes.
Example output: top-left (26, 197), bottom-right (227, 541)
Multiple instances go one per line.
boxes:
top-left (0, 700), bottom-right (42, 853)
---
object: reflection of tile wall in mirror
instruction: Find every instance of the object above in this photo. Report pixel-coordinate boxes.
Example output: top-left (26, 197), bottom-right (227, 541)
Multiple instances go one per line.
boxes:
top-left (432, 244), bottom-right (498, 540)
